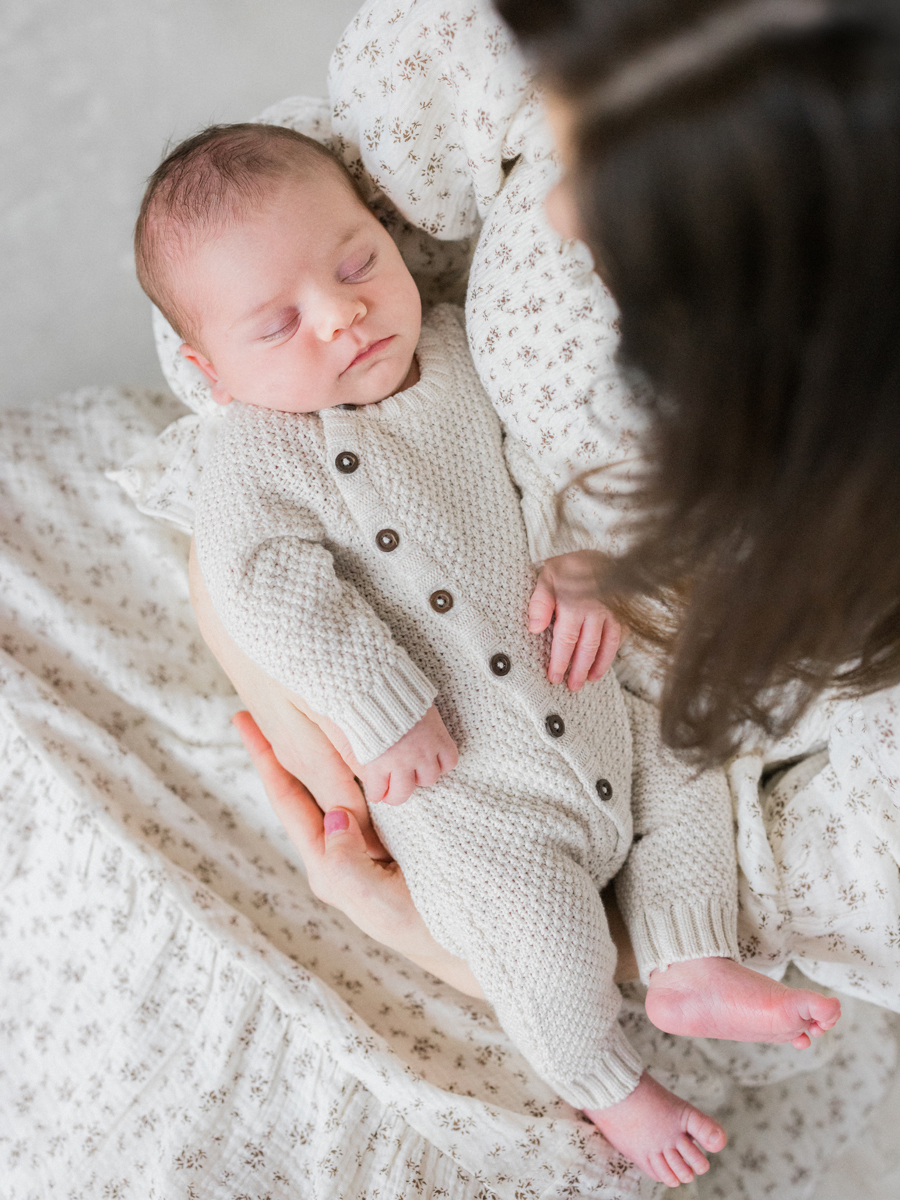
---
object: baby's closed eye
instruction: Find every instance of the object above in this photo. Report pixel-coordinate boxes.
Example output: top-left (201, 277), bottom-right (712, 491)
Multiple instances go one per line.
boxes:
top-left (261, 312), bottom-right (300, 342)
top-left (341, 252), bottom-right (376, 282)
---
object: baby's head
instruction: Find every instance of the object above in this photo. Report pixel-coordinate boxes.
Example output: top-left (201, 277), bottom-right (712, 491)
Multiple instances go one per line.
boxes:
top-left (135, 124), bottom-right (422, 412)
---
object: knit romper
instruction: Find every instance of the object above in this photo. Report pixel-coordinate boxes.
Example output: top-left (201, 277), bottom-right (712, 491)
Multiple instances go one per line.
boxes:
top-left (195, 305), bottom-right (739, 1110)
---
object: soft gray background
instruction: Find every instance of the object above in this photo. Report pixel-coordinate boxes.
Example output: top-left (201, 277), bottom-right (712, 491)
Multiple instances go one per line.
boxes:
top-left (1, 0), bottom-right (361, 408)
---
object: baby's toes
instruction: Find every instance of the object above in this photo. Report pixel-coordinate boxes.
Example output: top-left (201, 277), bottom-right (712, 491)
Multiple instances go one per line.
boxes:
top-left (685, 1108), bottom-right (727, 1153)
top-left (648, 1150), bottom-right (682, 1189)
top-left (663, 1146), bottom-right (696, 1185)
top-left (792, 1031), bottom-right (812, 1050)
top-left (676, 1133), bottom-right (710, 1176)
top-left (813, 995), bottom-right (842, 1029)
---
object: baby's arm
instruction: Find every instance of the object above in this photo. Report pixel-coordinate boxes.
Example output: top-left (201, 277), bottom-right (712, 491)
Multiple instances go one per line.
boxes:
top-left (195, 429), bottom-right (454, 803)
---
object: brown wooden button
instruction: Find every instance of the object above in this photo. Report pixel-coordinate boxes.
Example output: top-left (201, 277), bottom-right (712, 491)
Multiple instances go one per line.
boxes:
top-left (429, 590), bottom-right (453, 613)
top-left (335, 451), bottom-right (359, 474)
top-left (490, 653), bottom-right (510, 676)
top-left (545, 714), bottom-right (565, 738)
top-left (376, 529), bottom-right (400, 552)
top-left (596, 778), bottom-right (613, 801)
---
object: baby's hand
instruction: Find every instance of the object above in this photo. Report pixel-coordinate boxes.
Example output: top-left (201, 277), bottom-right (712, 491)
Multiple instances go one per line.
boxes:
top-left (528, 551), bottom-right (622, 690)
top-left (360, 704), bottom-right (458, 806)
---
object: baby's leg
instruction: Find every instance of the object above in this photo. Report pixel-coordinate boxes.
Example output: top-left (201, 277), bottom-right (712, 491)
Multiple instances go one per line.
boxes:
top-left (615, 691), bottom-right (841, 1046)
top-left (371, 777), bottom-right (728, 1187)
top-left (585, 1072), bottom-right (726, 1189)
top-left (645, 956), bottom-right (841, 1049)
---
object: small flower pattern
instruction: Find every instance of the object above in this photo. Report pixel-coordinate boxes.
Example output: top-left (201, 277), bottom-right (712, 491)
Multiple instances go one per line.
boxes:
top-left (9, 0), bottom-right (900, 1194)
top-left (0, 379), bottom-right (897, 1200)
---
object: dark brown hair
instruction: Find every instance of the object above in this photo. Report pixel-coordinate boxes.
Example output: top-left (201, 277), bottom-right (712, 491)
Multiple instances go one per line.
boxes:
top-left (135, 123), bottom-right (361, 346)
top-left (497, 0), bottom-right (900, 763)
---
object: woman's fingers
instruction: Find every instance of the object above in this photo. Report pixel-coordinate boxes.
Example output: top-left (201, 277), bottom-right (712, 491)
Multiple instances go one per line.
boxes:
top-left (547, 610), bottom-right (583, 684)
top-left (314, 807), bottom-right (442, 955)
top-left (234, 710), bottom-right (327, 867)
top-left (233, 710), bottom-right (389, 861)
top-left (236, 713), bottom-right (485, 998)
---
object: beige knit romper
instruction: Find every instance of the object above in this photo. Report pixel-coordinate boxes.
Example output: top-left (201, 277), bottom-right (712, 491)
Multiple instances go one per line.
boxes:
top-left (195, 305), bottom-right (738, 1110)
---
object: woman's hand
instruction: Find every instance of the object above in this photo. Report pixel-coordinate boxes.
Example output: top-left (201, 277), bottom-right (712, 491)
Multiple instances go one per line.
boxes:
top-left (234, 710), bottom-right (485, 997)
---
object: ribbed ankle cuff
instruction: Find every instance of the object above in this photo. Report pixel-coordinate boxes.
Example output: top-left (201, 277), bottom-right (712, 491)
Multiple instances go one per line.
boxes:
top-left (628, 898), bottom-right (740, 986)
top-left (546, 1023), bottom-right (644, 1112)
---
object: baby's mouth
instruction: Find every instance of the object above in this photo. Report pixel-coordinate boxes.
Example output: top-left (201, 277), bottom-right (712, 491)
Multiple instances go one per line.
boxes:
top-left (345, 335), bottom-right (395, 371)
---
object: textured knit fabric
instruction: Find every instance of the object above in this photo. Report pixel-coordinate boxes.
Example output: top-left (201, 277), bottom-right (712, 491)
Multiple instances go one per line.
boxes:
top-left (194, 305), bottom-right (738, 1110)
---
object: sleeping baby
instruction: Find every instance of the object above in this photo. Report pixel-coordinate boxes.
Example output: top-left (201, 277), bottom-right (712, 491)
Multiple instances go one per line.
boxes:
top-left (134, 122), bottom-right (841, 1188)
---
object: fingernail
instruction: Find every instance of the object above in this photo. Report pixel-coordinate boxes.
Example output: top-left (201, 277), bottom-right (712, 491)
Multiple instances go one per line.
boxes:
top-left (324, 809), bottom-right (349, 836)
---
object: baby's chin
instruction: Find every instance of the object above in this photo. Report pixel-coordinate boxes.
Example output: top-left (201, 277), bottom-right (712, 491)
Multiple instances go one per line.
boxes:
top-left (347, 353), bottom-right (419, 407)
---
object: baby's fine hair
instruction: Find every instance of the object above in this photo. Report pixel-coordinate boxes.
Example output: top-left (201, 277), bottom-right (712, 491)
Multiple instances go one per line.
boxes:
top-left (134, 123), bottom-right (362, 346)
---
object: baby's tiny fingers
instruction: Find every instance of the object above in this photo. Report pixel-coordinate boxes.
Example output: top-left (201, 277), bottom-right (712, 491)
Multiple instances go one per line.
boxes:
top-left (437, 743), bottom-right (459, 774)
top-left (528, 575), bottom-right (557, 633)
top-left (382, 767), bottom-right (416, 806)
top-left (548, 619), bottom-right (582, 684)
top-left (566, 618), bottom-right (604, 691)
top-left (587, 619), bottom-right (622, 682)
top-left (414, 757), bottom-right (442, 790)
top-left (361, 764), bottom-right (389, 805)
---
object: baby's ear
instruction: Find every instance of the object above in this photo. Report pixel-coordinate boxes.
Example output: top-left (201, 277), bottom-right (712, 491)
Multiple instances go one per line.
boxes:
top-left (180, 343), bottom-right (233, 406)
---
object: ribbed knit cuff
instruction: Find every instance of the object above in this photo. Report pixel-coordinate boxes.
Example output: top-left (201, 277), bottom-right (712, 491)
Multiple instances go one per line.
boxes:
top-left (546, 1023), bottom-right (644, 1112)
top-left (338, 657), bottom-right (437, 765)
top-left (520, 494), bottom-right (600, 566)
top-left (628, 898), bottom-right (740, 987)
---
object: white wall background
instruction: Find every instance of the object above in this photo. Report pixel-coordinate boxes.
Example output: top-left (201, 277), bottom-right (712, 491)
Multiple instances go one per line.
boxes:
top-left (0, 0), bottom-right (362, 408)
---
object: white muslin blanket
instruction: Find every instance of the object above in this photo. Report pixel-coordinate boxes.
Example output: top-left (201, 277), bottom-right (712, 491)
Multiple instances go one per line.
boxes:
top-left (2, 384), bottom-right (899, 1199)
top-left (5, 0), bottom-right (900, 1195)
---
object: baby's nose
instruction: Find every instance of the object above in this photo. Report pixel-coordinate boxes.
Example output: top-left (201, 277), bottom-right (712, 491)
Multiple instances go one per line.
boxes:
top-left (316, 293), bottom-right (366, 339)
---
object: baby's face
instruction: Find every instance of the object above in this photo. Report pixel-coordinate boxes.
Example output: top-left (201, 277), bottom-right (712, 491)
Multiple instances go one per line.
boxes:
top-left (177, 170), bottom-right (422, 412)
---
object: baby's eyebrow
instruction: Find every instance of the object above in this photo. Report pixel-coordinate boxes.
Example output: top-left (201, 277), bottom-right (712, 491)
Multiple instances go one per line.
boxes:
top-left (335, 221), bottom-right (367, 251)
top-left (230, 298), bottom-right (288, 334)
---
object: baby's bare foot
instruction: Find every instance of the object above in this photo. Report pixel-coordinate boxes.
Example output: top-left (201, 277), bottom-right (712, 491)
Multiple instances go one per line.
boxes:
top-left (585, 1071), bottom-right (726, 1188)
top-left (646, 957), bottom-right (841, 1049)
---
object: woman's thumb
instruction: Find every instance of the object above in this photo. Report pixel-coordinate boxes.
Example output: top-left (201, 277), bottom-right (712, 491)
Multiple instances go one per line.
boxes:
top-left (323, 807), bottom-right (366, 854)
